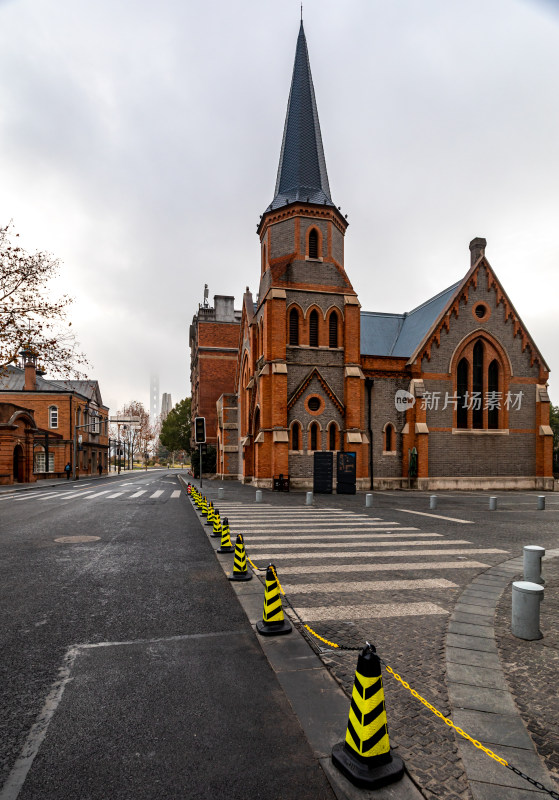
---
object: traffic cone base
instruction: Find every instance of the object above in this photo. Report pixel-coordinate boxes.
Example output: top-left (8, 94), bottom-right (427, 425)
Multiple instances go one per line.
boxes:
top-left (331, 743), bottom-right (404, 790)
top-left (256, 617), bottom-right (291, 635)
top-left (228, 569), bottom-right (253, 581)
top-left (217, 544), bottom-right (234, 552)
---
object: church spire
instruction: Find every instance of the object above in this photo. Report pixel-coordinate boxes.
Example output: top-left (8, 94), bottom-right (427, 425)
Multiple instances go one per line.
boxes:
top-left (266, 21), bottom-right (334, 212)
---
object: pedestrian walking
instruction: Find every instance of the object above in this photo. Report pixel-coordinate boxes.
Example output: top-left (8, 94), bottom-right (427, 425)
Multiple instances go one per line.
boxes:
top-left (64, 462), bottom-right (71, 480)
top-left (98, 463), bottom-right (103, 476)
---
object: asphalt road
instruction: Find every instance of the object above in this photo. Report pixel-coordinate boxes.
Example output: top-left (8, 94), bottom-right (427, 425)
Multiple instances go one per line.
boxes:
top-left (0, 472), bottom-right (334, 800)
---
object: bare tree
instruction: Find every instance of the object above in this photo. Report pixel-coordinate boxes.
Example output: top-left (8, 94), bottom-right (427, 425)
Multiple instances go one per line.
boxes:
top-left (119, 401), bottom-right (155, 466)
top-left (0, 222), bottom-right (88, 375)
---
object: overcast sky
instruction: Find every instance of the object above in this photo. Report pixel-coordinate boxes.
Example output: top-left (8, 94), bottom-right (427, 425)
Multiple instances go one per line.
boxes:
top-left (1, 0), bottom-right (558, 416)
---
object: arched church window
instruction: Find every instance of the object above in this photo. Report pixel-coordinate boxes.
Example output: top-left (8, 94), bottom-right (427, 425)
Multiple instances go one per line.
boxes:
top-left (472, 340), bottom-right (484, 429)
top-left (289, 308), bottom-right (299, 346)
top-left (254, 407), bottom-right (260, 435)
top-left (310, 422), bottom-right (319, 451)
top-left (457, 359), bottom-right (469, 429)
top-left (291, 422), bottom-right (300, 451)
top-left (309, 310), bottom-right (319, 347)
top-left (329, 311), bottom-right (338, 348)
top-left (308, 229), bottom-right (319, 259)
top-left (328, 423), bottom-right (337, 451)
top-left (488, 359), bottom-right (499, 429)
top-left (384, 423), bottom-right (394, 452)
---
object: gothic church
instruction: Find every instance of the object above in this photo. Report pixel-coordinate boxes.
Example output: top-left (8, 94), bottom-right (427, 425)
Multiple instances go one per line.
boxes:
top-left (192, 22), bottom-right (553, 491)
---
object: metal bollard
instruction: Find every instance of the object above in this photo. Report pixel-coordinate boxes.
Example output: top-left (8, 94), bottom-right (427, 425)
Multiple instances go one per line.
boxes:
top-left (489, 496), bottom-right (497, 511)
top-left (218, 487), bottom-right (225, 500)
top-left (306, 491), bottom-right (313, 506)
top-left (523, 545), bottom-right (545, 585)
top-left (511, 581), bottom-right (544, 640)
top-left (255, 490), bottom-right (262, 503)
top-left (429, 495), bottom-right (437, 510)
top-left (537, 495), bottom-right (546, 511)
top-left (365, 493), bottom-right (373, 508)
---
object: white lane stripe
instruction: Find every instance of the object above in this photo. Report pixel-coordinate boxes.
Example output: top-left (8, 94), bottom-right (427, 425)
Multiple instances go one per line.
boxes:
top-left (107, 492), bottom-right (124, 499)
top-left (171, 490), bottom-right (181, 498)
top-left (279, 561), bottom-right (490, 575)
top-left (83, 490), bottom-right (112, 499)
top-left (285, 578), bottom-right (458, 594)
top-left (218, 510), bottom-right (382, 518)
top-left (130, 490), bottom-right (146, 498)
top-left (15, 492), bottom-right (61, 501)
top-left (247, 548), bottom-right (506, 560)
top-left (247, 539), bottom-right (471, 550)
top-left (150, 490), bottom-right (164, 498)
top-left (56, 491), bottom-right (98, 501)
top-left (245, 533), bottom-right (442, 541)
top-left (397, 509), bottom-right (474, 524)
top-left (296, 602), bottom-right (449, 621)
top-left (223, 521), bottom-right (403, 529)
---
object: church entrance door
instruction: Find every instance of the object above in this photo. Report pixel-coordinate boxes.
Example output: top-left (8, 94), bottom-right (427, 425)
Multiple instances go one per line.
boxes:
top-left (313, 451), bottom-right (333, 494)
top-left (13, 445), bottom-right (24, 483)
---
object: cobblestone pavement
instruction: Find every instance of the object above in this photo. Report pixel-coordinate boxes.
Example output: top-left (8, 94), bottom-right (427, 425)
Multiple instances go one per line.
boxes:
top-left (495, 556), bottom-right (559, 790)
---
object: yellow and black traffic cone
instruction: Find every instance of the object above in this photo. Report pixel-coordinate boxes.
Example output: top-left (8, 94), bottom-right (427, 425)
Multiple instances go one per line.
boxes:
top-left (200, 496), bottom-right (208, 516)
top-left (332, 643), bottom-right (404, 789)
top-left (210, 510), bottom-right (222, 538)
top-left (217, 518), bottom-right (234, 552)
top-left (228, 533), bottom-right (253, 581)
top-left (206, 502), bottom-right (215, 527)
top-left (256, 564), bottom-right (291, 635)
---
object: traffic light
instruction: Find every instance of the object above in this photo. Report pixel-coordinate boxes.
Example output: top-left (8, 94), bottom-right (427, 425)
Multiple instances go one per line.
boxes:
top-left (194, 417), bottom-right (206, 444)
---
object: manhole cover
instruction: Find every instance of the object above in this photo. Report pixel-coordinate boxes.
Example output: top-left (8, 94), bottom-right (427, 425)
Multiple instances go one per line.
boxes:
top-left (54, 536), bottom-right (101, 543)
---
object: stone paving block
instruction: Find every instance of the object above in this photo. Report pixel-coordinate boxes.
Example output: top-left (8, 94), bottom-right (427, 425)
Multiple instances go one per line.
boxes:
top-left (319, 757), bottom-right (425, 800)
top-left (448, 621), bottom-right (495, 639)
top-left (449, 682), bottom-right (518, 714)
top-left (446, 647), bottom-right (501, 669)
top-left (258, 630), bottom-right (324, 673)
top-left (459, 742), bottom-right (554, 791)
top-left (452, 709), bottom-right (533, 750)
top-left (469, 780), bottom-right (546, 799)
top-left (446, 633), bottom-right (497, 653)
top-left (446, 661), bottom-right (508, 690)
top-left (451, 612), bottom-right (493, 627)
top-left (454, 602), bottom-right (495, 616)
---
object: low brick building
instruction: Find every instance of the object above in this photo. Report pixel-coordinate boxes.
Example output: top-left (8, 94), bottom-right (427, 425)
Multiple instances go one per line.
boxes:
top-left (0, 349), bottom-right (109, 482)
top-left (201, 22), bottom-right (553, 492)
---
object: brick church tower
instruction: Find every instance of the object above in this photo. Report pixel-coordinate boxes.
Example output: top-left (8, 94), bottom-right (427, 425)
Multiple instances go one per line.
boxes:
top-left (236, 22), bottom-right (367, 489)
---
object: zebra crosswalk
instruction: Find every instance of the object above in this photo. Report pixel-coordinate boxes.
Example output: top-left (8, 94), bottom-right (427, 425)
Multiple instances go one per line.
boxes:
top-left (2, 485), bottom-right (183, 505)
top-left (214, 501), bottom-right (507, 624)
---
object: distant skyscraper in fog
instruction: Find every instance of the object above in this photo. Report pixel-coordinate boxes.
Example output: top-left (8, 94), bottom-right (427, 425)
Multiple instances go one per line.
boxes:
top-left (150, 375), bottom-right (159, 423)
top-left (161, 393), bottom-right (172, 421)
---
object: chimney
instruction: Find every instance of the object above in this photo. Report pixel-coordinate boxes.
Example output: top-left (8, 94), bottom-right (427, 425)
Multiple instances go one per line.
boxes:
top-left (469, 237), bottom-right (487, 266)
top-left (20, 346), bottom-right (37, 391)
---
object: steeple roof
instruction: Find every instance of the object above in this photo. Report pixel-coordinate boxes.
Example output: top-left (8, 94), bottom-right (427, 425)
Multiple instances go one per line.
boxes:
top-left (266, 22), bottom-right (334, 212)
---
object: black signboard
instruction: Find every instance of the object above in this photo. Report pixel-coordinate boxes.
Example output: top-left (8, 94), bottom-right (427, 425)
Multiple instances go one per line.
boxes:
top-left (337, 451), bottom-right (356, 494)
top-left (313, 451), bottom-right (333, 494)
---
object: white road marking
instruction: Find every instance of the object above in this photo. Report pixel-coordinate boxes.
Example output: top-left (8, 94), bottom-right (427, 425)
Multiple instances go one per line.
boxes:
top-left (83, 490), bottom-right (112, 499)
top-left (396, 509), bottom-right (474, 524)
top-left (223, 520), bottom-right (404, 528)
top-left (284, 578), bottom-right (458, 594)
top-left (150, 490), bottom-right (164, 498)
top-left (247, 547), bottom-right (506, 560)
top-left (107, 492), bottom-right (124, 499)
top-left (247, 539), bottom-right (472, 551)
top-left (130, 490), bottom-right (146, 498)
top-left (245, 533), bottom-right (442, 541)
top-left (171, 490), bottom-right (181, 498)
top-left (56, 491), bottom-right (98, 501)
top-left (278, 561), bottom-right (490, 575)
top-left (296, 602), bottom-right (449, 621)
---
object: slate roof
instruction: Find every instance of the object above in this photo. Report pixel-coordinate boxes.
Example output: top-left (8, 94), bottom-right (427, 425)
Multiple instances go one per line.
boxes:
top-left (360, 281), bottom-right (461, 359)
top-left (0, 366), bottom-right (105, 406)
top-left (266, 22), bottom-right (334, 212)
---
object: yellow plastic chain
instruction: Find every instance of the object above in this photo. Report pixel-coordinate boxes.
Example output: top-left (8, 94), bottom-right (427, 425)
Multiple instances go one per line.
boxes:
top-left (384, 665), bottom-right (509, 767)
top-left (303, 625), bottom-right (340, 648)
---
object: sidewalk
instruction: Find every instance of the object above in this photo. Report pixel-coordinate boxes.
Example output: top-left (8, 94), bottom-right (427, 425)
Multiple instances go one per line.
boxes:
top-left (186, 478), bottom-right (559, 800)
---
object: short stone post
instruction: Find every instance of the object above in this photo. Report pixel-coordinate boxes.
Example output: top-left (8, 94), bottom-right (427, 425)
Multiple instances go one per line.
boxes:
top-left (218, 487), bottom-right (225, 500)
top-left (306, 491), bottom-right (313, 506)
top-left (537, 495), bottom-right (546, 511)
top-left (255, 490), bottom-right (262, 503)
top-left (523, 545), bottom-right (545, 585)
top-left (365, 493), bottom-right (373, 508)
top-left (511, 581), bottom-right (544, 640)
top-left (429, 495), bottom-right (437, 510)
top-left (489, 496), bottom-right (497, 511)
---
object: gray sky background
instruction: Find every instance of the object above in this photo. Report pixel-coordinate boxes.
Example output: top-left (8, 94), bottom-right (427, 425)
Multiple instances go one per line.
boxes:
top-left (1, 0), bottom-right (558, 416)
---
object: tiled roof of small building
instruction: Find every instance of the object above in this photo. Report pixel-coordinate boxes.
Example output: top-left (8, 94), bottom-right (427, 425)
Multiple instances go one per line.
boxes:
top-left (360, 281), bottom-right (461, 358)
top-left (0, 366), bottom-right (105, 406)
top-left (266, 22), bottom-right (334, 213)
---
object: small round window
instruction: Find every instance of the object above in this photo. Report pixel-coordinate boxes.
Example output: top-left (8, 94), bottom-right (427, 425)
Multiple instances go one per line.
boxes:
top-left (472, 303), bottom-right (490, 322)
top-left (308, 397), bottom-right (321, 412)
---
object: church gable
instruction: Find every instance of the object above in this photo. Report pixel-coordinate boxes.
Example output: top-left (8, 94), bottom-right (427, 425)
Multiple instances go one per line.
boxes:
top-left (287, 367), bottom-right (344, 414)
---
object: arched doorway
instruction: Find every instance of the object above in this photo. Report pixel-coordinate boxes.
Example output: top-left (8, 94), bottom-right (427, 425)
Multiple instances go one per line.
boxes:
top-left (13, 445), bottom-right (24, 483)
